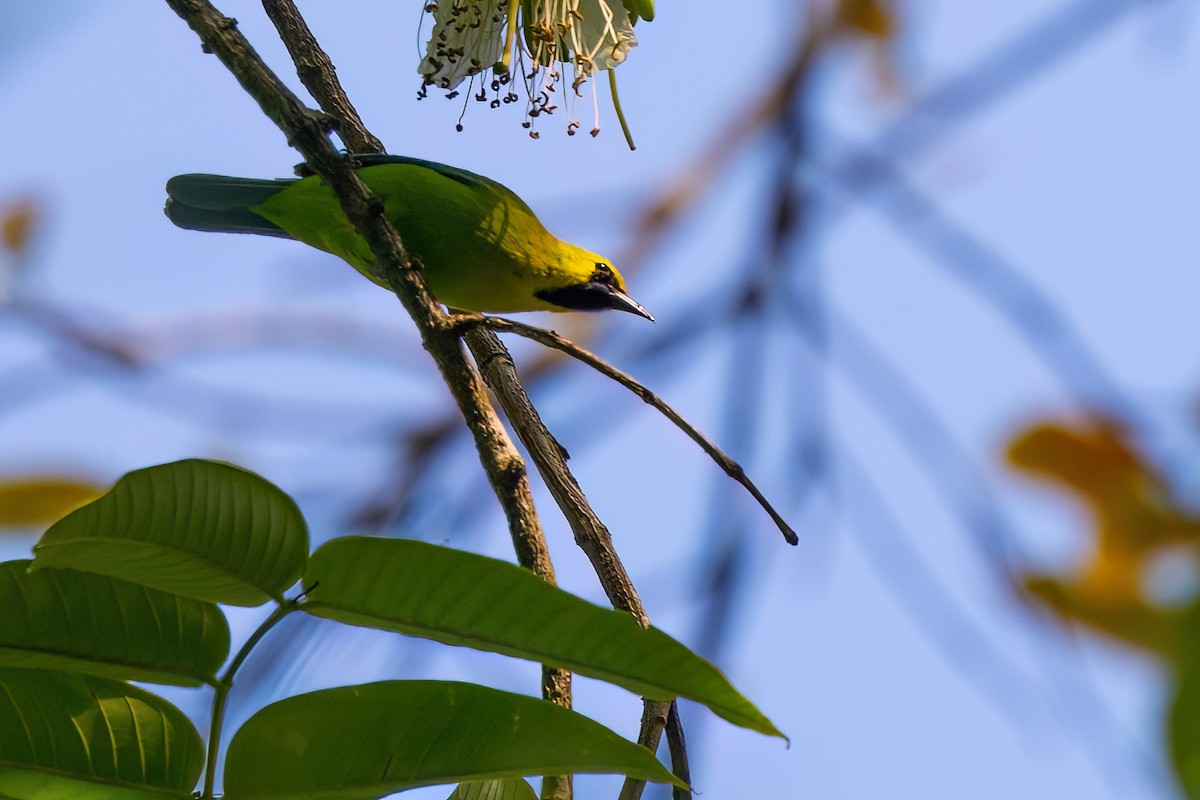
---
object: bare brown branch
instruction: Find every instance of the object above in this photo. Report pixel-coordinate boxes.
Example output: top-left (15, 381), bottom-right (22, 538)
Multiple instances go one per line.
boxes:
top-left (238, 6), bottom-right (580, 797)
top-left (468, 315), bottom-right (799, 546)
top-left (260, 0), bottom-right (383, 154)
top-left (163, 4), bottom-right (685, 797)
top-left (463, 326), bottom-right (678, 797)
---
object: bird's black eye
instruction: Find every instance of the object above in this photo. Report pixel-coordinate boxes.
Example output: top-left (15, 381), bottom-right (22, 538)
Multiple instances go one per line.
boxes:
top-left (591, 263), bottom-right (616, 285)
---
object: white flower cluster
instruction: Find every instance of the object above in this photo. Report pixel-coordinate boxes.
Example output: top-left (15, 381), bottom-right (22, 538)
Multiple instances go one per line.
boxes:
top-left (417, 0), bottom-right (642, 140)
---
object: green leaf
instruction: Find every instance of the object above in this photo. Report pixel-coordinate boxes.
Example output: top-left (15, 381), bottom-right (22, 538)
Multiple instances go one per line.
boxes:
top-left (1168, 604), bottom-right (1200, 797)
top-left (223, 680), bottom-right (683, 800)
top-left (302, 537), bottom-right (783, 738)
top-left (32, 459), bottom-right (309, 606)
top-left (0, 560), bottom-right (229, 686)
top-left (1171, 663), bottom-right (1200, 796)
top-left (0, 667), bottom-right (203, 799)
top-left (622, 0), bottom-right (654, 22)
top-left (447, 778), bottom-right (537, 800)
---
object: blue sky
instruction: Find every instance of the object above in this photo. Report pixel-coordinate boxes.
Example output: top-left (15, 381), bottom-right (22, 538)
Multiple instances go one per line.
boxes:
top-left (3, 1), bottom-right (1200, 798)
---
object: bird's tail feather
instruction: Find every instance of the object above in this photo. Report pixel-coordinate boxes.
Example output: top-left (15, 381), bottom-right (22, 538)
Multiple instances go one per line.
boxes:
top-left (165, 174), bottom-right (295, 238)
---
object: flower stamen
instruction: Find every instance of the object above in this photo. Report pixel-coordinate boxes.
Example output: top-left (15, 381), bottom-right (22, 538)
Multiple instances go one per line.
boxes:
top-left (416, 0), bottom-right (642, 145)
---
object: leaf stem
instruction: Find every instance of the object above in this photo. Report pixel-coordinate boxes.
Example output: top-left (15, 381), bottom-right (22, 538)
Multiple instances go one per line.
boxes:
top-left (202, 600), bottom-right (296, 799)
top-left (609, 69), bottom-right (636, 151)
top-left (501, 0), bottom-right (521, 73)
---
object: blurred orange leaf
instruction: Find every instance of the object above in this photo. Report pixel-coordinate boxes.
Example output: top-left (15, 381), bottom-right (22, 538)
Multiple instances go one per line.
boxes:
top-left (829, 0), bottom-right (904, 96)
top-left (1, 197), bottom-right (39, 258)
top-left (835, 0), bottom-right (894, 39)
top-left (1008, 416), bottom-right (1145, 499)
top-left (1008, 416), bottom-right (1200, 562)
top-left (0, 478), bottom-right (104, 529)
top-left (1006, 415), bottom-right (1200, 657)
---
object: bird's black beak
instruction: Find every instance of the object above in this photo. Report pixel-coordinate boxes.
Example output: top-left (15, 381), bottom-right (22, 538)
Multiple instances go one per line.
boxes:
top-left (536, 283), bottom-right (655, 321)
top-left (607, 289), bottom-right (655, 322)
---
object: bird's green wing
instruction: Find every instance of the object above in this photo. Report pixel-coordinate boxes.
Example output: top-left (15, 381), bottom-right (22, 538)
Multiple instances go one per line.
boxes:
top-left (344, 154), bottom-right (537, 218)
top-left (346, 154), bottom-right (489, 190)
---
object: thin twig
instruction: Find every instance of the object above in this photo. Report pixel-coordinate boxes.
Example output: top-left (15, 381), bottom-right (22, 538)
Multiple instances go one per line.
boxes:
top-left (466, 315), bottom-right (799, 546)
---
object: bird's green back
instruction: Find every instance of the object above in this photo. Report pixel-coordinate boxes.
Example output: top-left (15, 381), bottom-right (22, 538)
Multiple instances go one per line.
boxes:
top-left (251, 158), bottom-right (603, 313)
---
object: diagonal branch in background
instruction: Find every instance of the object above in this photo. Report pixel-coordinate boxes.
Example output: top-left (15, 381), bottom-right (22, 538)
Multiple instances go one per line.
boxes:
top-left (614, 9), bottom-right (825, 276)
top-left (3, 301), bottom-right (416, 439)
top-left (670, 51), bottom-right (821, 756)
top-left (829, 446), bottom-right (1053, 732)
top-left (12, 300), bottom-right (432, 369)
top-left (829, 445), bottom-right (1150, 799)
top-left (813, 303), bottom-right (1019, 568)
top-left (578, 2), bottom-right (1165, 786)
top-left (783, 279), bottom-right (1153, 790)
top-left (859, 0), bottom-right (1167, 166)
top-left (617, 0), bottom-right (1163, 282)
top-left (826, 139), bottom-right (1143, 423)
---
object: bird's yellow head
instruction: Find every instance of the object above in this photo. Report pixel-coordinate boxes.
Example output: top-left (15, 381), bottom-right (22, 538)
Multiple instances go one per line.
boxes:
top-left (534, 248), bottom-right (654, 321)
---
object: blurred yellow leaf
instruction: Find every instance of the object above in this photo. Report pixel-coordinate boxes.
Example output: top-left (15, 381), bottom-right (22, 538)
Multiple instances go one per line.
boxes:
top-left (1008, 416), bottom-right (1200, 557)
top-left (0, 478), bottom-right (104, 529)
top-left (1022, 574), bottom-right (1182, 656)
top-left (1006, 415), bottom-right (1200, 658)
top-left (1008, 417), bottom-right (1144, 499)
top-left (1, 197), bottom-right (39, 258)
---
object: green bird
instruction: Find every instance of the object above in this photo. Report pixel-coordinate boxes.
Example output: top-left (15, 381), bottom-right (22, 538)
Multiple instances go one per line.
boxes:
top-left (165, 154), bottom-right (653, 320)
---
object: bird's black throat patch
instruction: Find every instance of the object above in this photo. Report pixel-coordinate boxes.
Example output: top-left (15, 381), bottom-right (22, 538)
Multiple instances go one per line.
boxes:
top-left (536, 263), bottom-right (623, 312)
